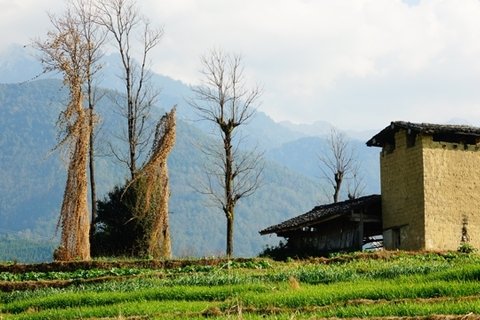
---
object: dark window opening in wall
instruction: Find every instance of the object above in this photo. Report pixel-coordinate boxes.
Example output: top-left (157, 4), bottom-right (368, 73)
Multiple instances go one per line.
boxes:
top-left (406, 132), bottom-right (417, 148)
top-left (384, 227), bottom-right (403, 249)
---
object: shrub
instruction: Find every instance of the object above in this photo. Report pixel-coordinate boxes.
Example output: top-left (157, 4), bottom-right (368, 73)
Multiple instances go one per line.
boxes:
top-left (458, 242), bottom-right (476, 254)
top-left (90, 185), bottom-right (145, 258)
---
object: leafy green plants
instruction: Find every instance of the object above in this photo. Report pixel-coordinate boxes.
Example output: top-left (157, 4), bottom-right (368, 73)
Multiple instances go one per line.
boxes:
top-left (458, 242), bottom-right (477, 254)
top-left (2, 252), bottom-right (480, 319)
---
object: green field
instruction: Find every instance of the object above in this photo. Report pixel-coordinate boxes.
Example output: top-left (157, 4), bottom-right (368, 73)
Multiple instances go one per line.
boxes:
top-left (1, 251), bottom-right (480, 319)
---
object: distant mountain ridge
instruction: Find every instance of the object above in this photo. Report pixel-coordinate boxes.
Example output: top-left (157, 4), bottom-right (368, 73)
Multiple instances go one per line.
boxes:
top-left (280, 120), bottom-right (380, 141)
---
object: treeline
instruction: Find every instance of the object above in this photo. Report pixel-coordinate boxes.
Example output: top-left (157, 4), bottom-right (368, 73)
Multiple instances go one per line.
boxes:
top-left (0, 236), bottom-right (56, 263)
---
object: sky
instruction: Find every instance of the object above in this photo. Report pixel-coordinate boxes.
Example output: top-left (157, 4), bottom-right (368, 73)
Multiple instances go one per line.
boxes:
top-left (2, 0), bottom-right (480, 131)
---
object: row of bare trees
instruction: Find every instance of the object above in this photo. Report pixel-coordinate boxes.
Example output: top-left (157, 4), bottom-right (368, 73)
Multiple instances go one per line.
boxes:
top-left (36, 0), bottom-right (363, 261)
top-left (36, 0), bottom-right (264, 259)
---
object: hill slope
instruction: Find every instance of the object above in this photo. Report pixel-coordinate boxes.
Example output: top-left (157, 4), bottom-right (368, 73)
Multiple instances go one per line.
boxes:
top-left (0, 80), bottom-right (322, 259)
top-left (0, 44), bottom-right (382, 260)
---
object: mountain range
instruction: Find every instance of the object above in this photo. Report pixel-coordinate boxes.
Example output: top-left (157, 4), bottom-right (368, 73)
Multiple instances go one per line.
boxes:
top-left (0, 44), bottom-right (380, 261)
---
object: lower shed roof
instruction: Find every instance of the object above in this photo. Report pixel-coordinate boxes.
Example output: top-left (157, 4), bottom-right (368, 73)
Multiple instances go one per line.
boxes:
top-left (259, 194), bottom-right (381, 236)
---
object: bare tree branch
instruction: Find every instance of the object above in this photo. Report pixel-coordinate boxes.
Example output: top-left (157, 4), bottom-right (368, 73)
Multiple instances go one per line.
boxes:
top-left (96, 0), bottom-right (163, 180)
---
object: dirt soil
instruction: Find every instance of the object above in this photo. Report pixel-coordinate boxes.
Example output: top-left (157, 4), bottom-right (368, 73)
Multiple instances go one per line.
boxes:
top-left (0, 257), bottom-right (254, 273)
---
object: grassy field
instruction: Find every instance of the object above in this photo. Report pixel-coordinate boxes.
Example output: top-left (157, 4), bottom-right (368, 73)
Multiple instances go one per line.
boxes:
top-left (1, 251), bottom-right (480, 319)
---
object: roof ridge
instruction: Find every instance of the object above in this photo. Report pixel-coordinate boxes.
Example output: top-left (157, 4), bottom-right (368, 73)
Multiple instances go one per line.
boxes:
top-left (367, 121), bottom-right (480, 147)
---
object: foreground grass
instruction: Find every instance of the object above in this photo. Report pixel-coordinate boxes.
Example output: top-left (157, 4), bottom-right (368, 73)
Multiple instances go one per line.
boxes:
top-left (1, 252), bottom-right (480, 319)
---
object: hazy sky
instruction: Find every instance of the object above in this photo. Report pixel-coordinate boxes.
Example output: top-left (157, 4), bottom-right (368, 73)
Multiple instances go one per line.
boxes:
top-left (2, 0), bottom-right (480, 130)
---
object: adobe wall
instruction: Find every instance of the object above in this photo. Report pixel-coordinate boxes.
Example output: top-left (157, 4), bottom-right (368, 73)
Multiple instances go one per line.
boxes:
top-left (380, 130), bottom-right (425, 250)
top-left (421, 137), bottom-right (480, 250)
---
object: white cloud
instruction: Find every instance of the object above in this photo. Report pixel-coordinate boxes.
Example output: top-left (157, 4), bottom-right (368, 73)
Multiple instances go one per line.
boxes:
top-left (3, 0), bottom-right (480, 130)
top-left (0, 0), bottom-right (63, 49)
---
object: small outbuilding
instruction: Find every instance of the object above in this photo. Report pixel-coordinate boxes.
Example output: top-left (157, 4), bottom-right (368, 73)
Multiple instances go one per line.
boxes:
top-left (259, 195), bottom-right (382, 255)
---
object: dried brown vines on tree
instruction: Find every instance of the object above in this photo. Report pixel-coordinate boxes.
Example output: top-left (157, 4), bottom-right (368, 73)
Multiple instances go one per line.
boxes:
top-left (55, 102), bottom-right (91, 261)
top-left (35, 8), bottom-right (94, 261)
top-left (129, 108), bottom-right (176, 258)
top-left (70, 0), bottom-right (105, 236)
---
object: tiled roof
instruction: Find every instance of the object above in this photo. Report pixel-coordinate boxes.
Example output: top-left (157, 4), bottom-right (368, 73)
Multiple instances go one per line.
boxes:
top-left (366, 121), bottom-right (480, 147)
top-left (259, 194), bottom-right (381, 235)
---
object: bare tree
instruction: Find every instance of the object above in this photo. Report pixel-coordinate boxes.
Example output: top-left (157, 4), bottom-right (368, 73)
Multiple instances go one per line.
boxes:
top-left (35, 7), bottom-right (97, 260)
top-left (96, 0), bottom-right (163, 180)
top-left (70, 0), bottom-right (106, 236)
top-left (320, 128), bottom-right (357, 203)
top-left (189, 49), bottom-right (263, 257)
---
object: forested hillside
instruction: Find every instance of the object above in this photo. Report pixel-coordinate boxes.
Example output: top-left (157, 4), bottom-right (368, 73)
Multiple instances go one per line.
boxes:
top-left (0, 79), bottom-right (323, 260)
top-left (0, 45), bottom-right (381, 261)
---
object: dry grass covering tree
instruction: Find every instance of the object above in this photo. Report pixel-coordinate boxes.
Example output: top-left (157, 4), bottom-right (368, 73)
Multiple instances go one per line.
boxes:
top-left (70, 0), bottom-right (106, 236)
top-left (189, 49), bottom-right (263, 257)
top-left (35, 5), bottom-right (101, 260)
top-left (320, 128), bottom-right (364, 203)
top-left (129, 108), bottom-right (176, 258)
top-left (96, 0), bottom-right (163, 180)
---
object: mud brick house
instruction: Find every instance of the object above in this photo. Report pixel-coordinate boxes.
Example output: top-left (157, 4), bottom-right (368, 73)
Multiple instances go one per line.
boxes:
top-left (261, 121), bottom-right (480, 254)
top-left (367, 121), bottom-right (480, 251)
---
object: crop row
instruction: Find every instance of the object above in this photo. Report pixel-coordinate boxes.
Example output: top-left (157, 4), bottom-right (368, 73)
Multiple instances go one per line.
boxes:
top-left (0, 267), bottom-right (150, 282)
top-left (3, 279), bottom-right (480, 314)
top-left (2, 252), bottom-right (480, 319)
top-left (3, 258), bottom-right (480, 302)
top-left (0, 259), bottom-right (272, 283)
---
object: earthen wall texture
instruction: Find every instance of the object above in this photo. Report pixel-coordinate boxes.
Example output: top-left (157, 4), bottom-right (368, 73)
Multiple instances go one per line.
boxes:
top-left (380, 130), bottom-right (425, 250)
top-left (422, 137), bottom-right (480, 250)
top-left (380, 129), bottom-right (480, 251)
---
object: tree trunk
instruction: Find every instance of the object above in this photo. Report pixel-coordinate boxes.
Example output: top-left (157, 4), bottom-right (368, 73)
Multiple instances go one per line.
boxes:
top-left (226, 210), bottom-right (234, 257)
top-left (88, 126), bottom-right (97, 234)
top-left (56, 92), bottom-right (91, 261)
top-left (88, 81), bottom-right (97, 236)
top-left (128, 99), bottom-right (137, 180)
top-left (224, 127), bottom-right (235, 257)
top-left (333, 171), bottom-right (343, 203)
